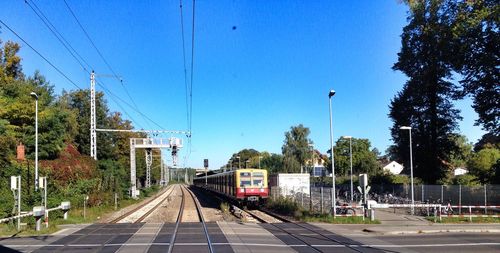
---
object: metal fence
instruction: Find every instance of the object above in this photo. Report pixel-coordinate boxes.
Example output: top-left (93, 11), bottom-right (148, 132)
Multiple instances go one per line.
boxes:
top-left (370, 184), bottom-right (500, 206)
top-left (270, 184), bottom-right (500, 215)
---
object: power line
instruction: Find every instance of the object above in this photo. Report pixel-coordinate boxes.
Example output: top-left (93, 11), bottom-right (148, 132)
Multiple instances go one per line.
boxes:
top-left (179, 0), bottom-right (190, 132)
top-left (23, 1), bottom-right (146, 130)
top-left (63, 0), bottom-right (158, 131)
top-left (62, 0), bottom-right (120, 81)
top-left (189, 0), bottom-right (196, 135)
top-left (0, 19), bottom-right (81, 90)
top-left (25, 1), bottom-right (92, 73)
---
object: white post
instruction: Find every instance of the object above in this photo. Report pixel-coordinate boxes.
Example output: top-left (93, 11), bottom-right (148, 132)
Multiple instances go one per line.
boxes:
top-left (484, 184), bottom-right (487, 215)
top-left (459, 184), bottom-right (462, 215)
top-left (409, 128), bottom-right (414, 215)
top-left (17, 176), bottom-right (21, 231)
top-left (349, 137), bottom-right (353, 203)
top-left (320, 187), bottom-right (324, 214)
top-left (90, 71), bottom-right (97, 160)
top-left (328, 90), bottom-right (337, 218)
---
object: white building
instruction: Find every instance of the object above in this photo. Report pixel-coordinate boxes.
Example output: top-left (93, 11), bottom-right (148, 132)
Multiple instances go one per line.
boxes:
top-left (454, 167), bottom-right (468, 176)
top-left (383, 161), bottom-right (404, 175)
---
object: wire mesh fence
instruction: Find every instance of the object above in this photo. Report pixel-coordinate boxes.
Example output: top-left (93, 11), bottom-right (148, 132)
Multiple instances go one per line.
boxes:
top-left (270, 184), bottom-right (500, 215)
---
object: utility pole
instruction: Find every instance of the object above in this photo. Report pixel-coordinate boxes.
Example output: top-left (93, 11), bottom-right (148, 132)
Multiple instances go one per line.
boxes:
top-left (90, 71), bottom-right (97, 160)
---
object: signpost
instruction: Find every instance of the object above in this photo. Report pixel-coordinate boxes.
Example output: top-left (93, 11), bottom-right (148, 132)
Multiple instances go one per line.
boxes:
top-left (204, 159), bottom-right (209, 186)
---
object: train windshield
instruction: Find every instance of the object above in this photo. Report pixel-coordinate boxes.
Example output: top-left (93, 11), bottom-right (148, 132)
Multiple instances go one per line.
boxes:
top-left (240, 180), bottom-right (251, 187)
top-left (253, 172), bottom-right (264, 186)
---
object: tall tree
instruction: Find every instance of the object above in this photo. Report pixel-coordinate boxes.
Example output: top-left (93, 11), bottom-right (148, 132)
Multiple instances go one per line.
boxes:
top-left (389, 0), bottom-right (461, 183)
top-left (281, 124), bottom-right (312, 173)
top-left (453, 0), bottom-right (499, 136)
top-left (333, 137), bottom-right (380, 176)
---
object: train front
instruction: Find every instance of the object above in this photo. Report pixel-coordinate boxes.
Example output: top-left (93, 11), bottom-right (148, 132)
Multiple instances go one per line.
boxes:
top-left (235, 169), bottom-right (268, 205)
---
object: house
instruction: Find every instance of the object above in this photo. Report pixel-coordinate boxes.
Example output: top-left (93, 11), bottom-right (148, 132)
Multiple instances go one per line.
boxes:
top-left (382, 161), bottom-right (404, 175)
top-left (308, 150), bottom-right (328, 177)
top-left (454, 167), bottom-right (468, 176)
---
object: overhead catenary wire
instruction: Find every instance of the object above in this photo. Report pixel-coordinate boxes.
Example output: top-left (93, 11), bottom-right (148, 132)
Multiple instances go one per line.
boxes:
top-left (26, 0), bottom-right (93, 72)
top-left (0, 19), bottom-right (81, 90)
top-left (23, 1), bottom-right (145, 130)
top-left (62, 0), bottom-right (158, 131)
top-left (179, 0), bottom-right (190, 133)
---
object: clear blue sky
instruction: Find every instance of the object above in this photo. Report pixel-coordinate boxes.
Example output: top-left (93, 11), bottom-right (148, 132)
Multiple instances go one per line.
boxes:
top-left (1, 0), bottom-right (484, 169)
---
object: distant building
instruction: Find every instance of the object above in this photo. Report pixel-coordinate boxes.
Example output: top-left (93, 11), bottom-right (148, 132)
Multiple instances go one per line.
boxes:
top-left (308, 150), bottom-right (327, 177)
top-left (454, 167), bottom-right (468, 176)
top-left (382, 161), bottom-right (404, 175)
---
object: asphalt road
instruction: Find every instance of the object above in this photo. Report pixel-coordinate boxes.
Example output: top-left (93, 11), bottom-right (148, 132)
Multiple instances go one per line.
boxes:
top-left (0, 222), bottom-right (499, 253)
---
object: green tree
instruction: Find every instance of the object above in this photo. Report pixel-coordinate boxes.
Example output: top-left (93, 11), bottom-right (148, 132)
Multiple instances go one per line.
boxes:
top-left (0, 40), bottom-right (24, 83)
top-left (261, 153), bottom-right (284, 174)
top-left (467, 147), bottom-right (500, 183)
top-left (389, 0), bottom-right (461, 183)
top-left (281, 124), bottom-right (312, 173)
top-left (453, 0), bottom-right (499, 136)
top-left (333, 137), bottom-right (380, 177)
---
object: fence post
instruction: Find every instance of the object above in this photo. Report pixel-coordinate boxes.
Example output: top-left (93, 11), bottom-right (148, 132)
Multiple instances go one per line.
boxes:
top-left (439, 204), bottom-right (442, 222)
top-left (459, 184), bottom-right (462, 215)
top-left (484, 184), bottom-right (487, 215)
top-left (422, 185), bottom-right (424, 202)
top-left (441, 185), bottom-right (443, 203)
top-left (301, 191), bottom-right (304, 208)
top-left (469, 206), bottom-right (472, 222)
top-left (320, 187), bottom-right (324, 214)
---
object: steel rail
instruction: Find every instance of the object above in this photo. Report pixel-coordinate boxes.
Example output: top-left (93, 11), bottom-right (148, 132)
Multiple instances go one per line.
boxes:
top-left (184, 185), bottom-right (214, 253)
top-left (110, 185), bottom-right (172, 223)
top-left (167, 184), bottom-right (185, 253)
top-left (134, 186), bottom-right (176, 223)
top-left (256, 208), bottom-right (378, 253)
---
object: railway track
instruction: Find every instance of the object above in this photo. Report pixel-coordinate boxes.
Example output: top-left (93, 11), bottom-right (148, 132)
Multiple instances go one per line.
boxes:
top-left (168, 184), bottom-right (214, 253)
top-left (110, 184), bottom-right (176, 223)
top-left (246, 207), bottom-right (378, 253)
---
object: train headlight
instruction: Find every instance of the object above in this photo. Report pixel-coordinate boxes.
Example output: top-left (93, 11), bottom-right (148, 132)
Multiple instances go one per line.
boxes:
top-left (240, 188), bottom-right (244, 193)
top-left (260, 188), bottom-right (264, 192)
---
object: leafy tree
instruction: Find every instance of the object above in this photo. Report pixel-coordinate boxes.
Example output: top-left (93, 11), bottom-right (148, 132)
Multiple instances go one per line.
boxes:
top-left (227, 149), bottom-right (260, 169)
top-left (0, 40), bottom-right (24, 83)
top-left (467, 147), bottom-right (500, 183)
top-left (333, 137), bottom-right (380, 177)
top-left (389, 0), bottom-right (462, 183)
top-left (261, 153), bottom-right (284, 174)
top-left (452, 0), bottom-right (499, 135)
top-left (281, 124), bottom-right (312, 173)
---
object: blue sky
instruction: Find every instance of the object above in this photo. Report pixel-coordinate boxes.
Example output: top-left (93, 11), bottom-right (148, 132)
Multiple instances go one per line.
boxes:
top-left (1, 0), bottom-right (484, 169)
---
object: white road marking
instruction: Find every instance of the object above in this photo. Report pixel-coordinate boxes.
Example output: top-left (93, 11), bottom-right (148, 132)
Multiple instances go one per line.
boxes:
top-left (4, 241), bottom-right (500, 249)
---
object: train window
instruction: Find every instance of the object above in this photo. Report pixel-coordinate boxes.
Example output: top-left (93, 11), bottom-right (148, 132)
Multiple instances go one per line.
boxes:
top-left (240, 180), bottom-right (251, 187)
top-left (240, 172), bottom-right (251, 177)
top-left (253, 179), bottom-right (263, 186)
top-left (253, 172), bottom-right (264, 177)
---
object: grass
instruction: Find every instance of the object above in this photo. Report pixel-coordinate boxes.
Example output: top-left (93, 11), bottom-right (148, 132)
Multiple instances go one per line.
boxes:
top-left (300, 214), bottom-right (380, 224)
top-left (427, 216), bottom-right (500, 223)
top-left (0, 186), bottom-right (161, 237)
top-left (265, 197), bottom-right (378, 224)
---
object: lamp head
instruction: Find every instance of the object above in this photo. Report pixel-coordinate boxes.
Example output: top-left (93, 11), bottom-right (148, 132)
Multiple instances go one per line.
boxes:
top-left (328, 89), bottom-right (336, 98)
top-left (400, 126), bottom-right (412, 130)
top-left (342, 136), bottom-right (352, 139)
top-left (30, 92), bottom-right (38, 100)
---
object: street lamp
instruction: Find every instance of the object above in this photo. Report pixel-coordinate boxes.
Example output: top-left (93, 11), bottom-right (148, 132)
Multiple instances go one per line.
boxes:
top-left (342, 136), bottom-right (353, 203)
top-left (236, 156), bottom-right (241, 169)
top-left (30, 92), bottom-right (39, 192)
top-left (245, 160), bottom-right (250, 169)
top-left (308, 143), bottom-right (314, 175)
top-left (258, 156), bottom-right (262, 169)
top-left (400, 126), bottom-right (414, 215)
top-left (328, 89), bottom-right (337, 218)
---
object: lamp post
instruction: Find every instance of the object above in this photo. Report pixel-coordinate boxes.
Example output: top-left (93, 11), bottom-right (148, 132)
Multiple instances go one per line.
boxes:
top-left (342, 136), bottom-right (353, 203)
top-left (245, 160), bottom-right (250, 169)
top-left (30, 92), bottom-right (39, 192)
top-left (237, 156), bottom-right (241, 169)
top-left (400, 126), bottom-right (414, 215)
top-left (258, 156), bottom-right (262, 169)
top-left (328, 89), bottom-right (336, 218)
top-left (308, 143), bottom-right (314, 175)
